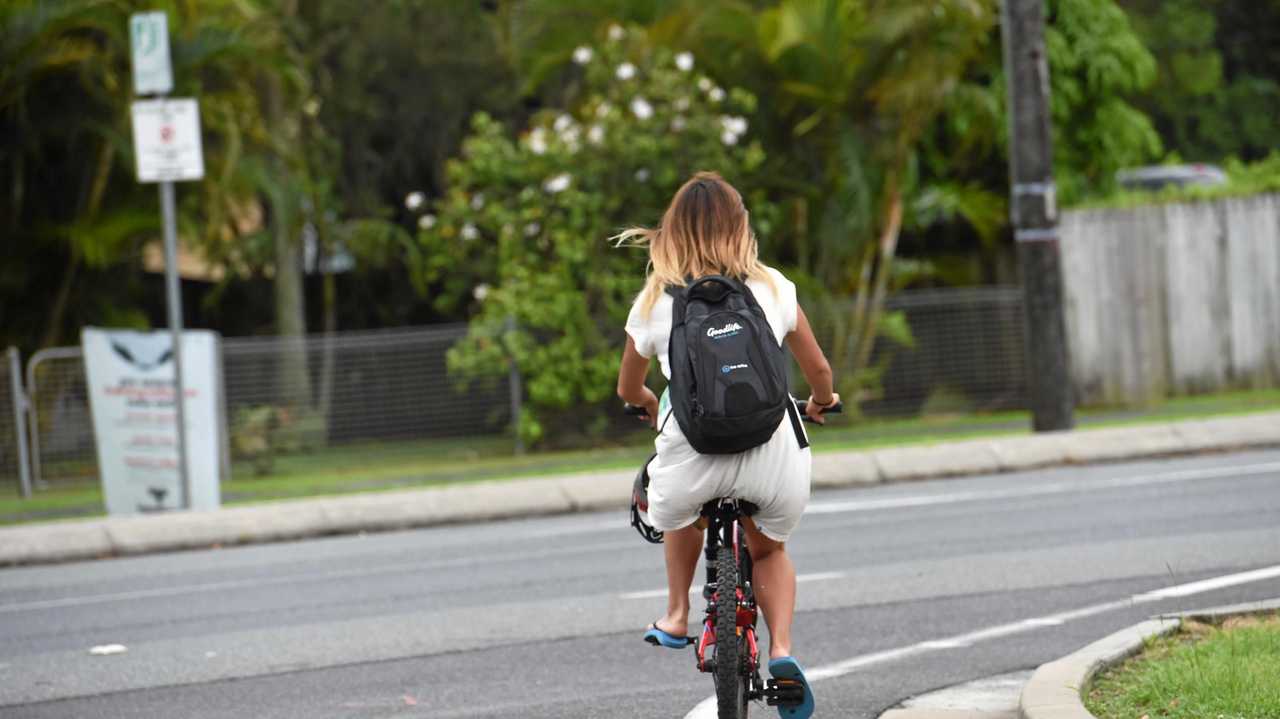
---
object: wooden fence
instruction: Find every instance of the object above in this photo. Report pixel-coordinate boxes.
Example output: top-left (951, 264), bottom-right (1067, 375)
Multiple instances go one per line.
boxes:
top-left (1060, 193), bottom-right (1280, 405)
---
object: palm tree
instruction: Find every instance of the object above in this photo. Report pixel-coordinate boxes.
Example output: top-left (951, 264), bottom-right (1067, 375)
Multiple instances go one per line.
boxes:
top-left (0, 0), bottom-right (297, 348)
top-left (668, 0), bottom-right (1005, 398)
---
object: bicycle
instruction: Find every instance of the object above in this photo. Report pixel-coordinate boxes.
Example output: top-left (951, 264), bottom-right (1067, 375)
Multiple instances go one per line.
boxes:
top-left (626, 398), bottom-right (841, 719)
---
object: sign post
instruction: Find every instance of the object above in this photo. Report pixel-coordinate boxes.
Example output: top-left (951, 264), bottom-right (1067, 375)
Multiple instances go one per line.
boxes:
top-left (129, 12), bottom-right (173, 96)
top-left (82, 328), bottom-right (223, 515)
top-left (130, 11), bottom-right (204, 508)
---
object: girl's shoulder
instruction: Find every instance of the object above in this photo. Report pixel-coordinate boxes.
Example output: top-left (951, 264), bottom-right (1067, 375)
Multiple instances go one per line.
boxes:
top-left (756, 265), bottom-right (797, 296)
top-left (761, 265), bottom-right (791, 285)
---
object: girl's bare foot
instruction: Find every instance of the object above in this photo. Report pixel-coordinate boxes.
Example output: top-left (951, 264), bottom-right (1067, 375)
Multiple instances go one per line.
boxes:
top-left (652, 611), bottom-right (688, 637)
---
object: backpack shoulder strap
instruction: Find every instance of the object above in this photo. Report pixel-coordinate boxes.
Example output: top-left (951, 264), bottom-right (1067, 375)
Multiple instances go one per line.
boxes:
top-left (665, 284), bottom-right (688, 326)
top-left (785, 400), bottom-right (810, 450)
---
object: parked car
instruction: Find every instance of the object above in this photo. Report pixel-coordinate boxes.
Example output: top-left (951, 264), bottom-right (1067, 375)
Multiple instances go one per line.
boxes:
top-left (1115, 164), bottom-right (1228, 191)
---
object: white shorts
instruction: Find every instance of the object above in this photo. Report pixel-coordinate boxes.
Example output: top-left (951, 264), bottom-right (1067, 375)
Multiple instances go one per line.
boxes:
top-left (646, 409), bottom-right (812, 543)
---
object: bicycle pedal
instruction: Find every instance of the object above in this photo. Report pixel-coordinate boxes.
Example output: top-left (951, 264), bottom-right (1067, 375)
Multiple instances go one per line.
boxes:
top-left (765, 679), bottom-right (805, 706)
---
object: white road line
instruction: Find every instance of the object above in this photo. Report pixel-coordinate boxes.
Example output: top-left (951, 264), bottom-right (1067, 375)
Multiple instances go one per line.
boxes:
top-left (683, 562), bottom-right (1280, 719)
top-left (796, 571), bottom-right (847, 584)
top-left (619, 588), bottom-right (674, 601)
top-left (804, 461), bottom-right (1280, 516)
top-left (619, 571), bottom-right (848, 601)
top-left (1131, 564), bottom-right (1280, 602)
top-left (918, 639), bottom-right (970, 649)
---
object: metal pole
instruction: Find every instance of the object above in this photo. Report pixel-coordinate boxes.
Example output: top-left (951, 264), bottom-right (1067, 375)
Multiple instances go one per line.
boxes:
top-left (160, 180), bottom-right (192, 508)
top-left (1001, 0), bottom-right (1075, 432)
top-left (8, 348), bottom-right (33, 498)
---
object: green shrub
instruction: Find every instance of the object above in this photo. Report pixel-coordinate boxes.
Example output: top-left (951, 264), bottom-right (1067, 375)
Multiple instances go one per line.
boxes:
top-left (411, 26), bottom-right (774, 445)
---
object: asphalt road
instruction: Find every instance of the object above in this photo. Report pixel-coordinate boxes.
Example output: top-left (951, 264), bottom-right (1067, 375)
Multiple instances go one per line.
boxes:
top-left (2, 449), bottom-right (1279, 719)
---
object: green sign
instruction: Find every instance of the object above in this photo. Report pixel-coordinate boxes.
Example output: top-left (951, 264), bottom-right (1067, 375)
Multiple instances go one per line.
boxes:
top-left (130, 11), bottom-right (172, 96)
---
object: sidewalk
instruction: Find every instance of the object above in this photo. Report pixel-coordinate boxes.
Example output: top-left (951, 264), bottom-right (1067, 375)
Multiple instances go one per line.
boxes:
top-left (1, 411), bottom-right (1277, 566)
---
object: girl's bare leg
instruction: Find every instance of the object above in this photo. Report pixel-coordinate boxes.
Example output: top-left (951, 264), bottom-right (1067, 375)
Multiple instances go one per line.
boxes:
top-left (742, 518), bottom-right (796, 659)
top-left (657, 522), bottom-right (703, 635)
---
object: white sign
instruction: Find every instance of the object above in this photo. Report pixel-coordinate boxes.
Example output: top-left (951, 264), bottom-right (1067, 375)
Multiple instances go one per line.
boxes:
top-left (130, 12), bottom-right (173, 95)
top-left (82, 328), bottom-right (224, 515)
top-left (131, 98), bottom-right (204, 182)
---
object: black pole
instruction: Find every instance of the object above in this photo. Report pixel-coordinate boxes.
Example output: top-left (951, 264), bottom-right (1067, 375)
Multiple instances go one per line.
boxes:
top-left (1001, 0), bottom-right (1075, 432)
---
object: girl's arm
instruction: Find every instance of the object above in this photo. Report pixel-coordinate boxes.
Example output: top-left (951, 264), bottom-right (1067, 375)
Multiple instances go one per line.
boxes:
top-left (785, 305), bottom-right (839, 424)
top-left (617, 336), bottom-right (660, 427)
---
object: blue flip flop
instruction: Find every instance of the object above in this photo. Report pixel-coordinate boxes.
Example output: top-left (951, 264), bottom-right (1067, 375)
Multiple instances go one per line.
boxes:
top-left (768, 656), bottom-right (815, 719)
top-left (643, 621), bottom-right (693, 649)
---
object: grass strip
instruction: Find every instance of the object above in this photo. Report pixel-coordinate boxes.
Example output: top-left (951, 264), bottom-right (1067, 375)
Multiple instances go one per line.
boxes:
top-left (1086, 614), bottom-right (1280, 719)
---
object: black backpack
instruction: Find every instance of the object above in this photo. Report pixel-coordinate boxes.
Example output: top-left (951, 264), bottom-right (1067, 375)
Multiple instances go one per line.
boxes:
top-left (665, 275), bottom-right (808, 454)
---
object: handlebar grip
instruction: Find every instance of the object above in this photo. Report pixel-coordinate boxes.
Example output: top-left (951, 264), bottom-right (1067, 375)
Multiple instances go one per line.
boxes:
top-left (796, 400), bottom-right (844, 417)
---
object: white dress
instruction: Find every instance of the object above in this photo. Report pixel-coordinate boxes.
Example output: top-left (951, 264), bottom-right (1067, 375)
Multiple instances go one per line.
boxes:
top-left (624, 266), bottom-right (812, 542)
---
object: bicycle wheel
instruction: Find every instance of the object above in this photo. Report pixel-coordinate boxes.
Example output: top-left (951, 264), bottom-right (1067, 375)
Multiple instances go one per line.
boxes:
top-left (714, 543), bottom-right (748, 719)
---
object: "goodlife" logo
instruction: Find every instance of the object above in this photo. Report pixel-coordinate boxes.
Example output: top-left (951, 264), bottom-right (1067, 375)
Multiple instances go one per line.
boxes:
top-left (707, 322), bottom-right (743, 338)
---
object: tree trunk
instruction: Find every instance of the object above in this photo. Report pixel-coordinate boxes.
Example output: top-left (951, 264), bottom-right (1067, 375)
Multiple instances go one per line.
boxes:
top-left (38, 257), bottom-right (78, 349)
top-left (316, 269), bottom-right (337, 430)
top-left (39, 140), bottom-right (112, 348)
top-left (264, 70), bottom-right (312, 428)
top-left (851, 178), bottom-right (904, 374)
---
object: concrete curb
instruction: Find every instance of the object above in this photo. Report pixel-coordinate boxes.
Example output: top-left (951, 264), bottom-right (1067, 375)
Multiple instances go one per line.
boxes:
top-left (1019, 598), bottom-right (1280, 719)
top-left (880, 706), bottom-right (1018, 711)
top-left (2, 411), bottom-right (1278, 566)
top-left (1163, 597), bottom-right (1280, 622)
top-left (1019, 617), bottom-right (1180, 719)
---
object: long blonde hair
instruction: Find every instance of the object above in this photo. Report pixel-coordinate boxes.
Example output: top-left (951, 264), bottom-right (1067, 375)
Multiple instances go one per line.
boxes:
top-left (616, 171), bottom-right (775, 318)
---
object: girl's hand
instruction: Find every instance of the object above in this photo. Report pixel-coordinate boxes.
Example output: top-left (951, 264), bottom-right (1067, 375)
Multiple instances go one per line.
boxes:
top-left (638, 391), bottom-right (660, 430)
top-left (805, 392), bottom-right (840, 424)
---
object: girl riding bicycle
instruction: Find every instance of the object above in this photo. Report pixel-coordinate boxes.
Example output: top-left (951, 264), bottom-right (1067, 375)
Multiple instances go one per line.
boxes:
top-left (616, 171), bottom-right (837, 719)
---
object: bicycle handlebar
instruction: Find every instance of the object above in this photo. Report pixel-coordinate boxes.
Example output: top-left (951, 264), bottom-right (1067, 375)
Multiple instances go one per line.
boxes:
top-left (794, 399), bottom-right (844, 418)
top-left (623, 399), bottom-right (843, 423)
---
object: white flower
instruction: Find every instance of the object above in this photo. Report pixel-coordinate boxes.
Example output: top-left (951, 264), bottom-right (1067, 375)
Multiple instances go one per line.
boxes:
top-left (673, 96), bottom-right (691, 112)
top-left (634, 168), bottom-right (651, 183)
top-left (473, 284), bottom-right (490, 301)
top-left (675, 52), bottom-right (694, 72)
top-left (527, 127), bottom-right (548, 155)
top-left (404, 191), bottom-right (425, 211)
top-left (708, 86), bottom-right (725, 102)
top-left (616, 62), bottom-right (636, 81)
top-left (607, 24), bottom-right (624, 41)
top-left (470, 193), bottom-right (486, 210)
top-left (524, 222), bottom-right (541, 237)
top-left (671, 116), bottom-right (687, 132)
top-left (587, 124), bottom-right (605, 145)
top-left (572, 45), bottom-right (593, 65)
top-left (460, 223), bottom-right (479, 241)
top-left (720, 115), bottom-right (748, 136)
top-left (561, 125), bottom-right (581, 151)
top-left (630, 96), bottom-right (653, 120)
top-left (544, 173), bottom-right (572, 194)
top-left (553, 114), bottom-right (574, 133)
top-left (697, 77), bottom-right (713, 92)
top-left (720, 130), bottom-right (739, 146)
top-left (418, 214), bottom-right (437, 230)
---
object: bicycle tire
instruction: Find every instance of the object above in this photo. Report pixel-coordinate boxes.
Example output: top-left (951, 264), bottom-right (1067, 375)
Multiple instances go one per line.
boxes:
top-left (714, 543), bottom-right (748, 719)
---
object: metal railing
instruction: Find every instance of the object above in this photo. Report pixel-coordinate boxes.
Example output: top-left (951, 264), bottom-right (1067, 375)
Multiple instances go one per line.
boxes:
top-left (19, 324), bottom-right (515, 488)
top-left (804, 286), bottom-right (1027, 417)
top-left (6, 287), bottom-right (1030, 491)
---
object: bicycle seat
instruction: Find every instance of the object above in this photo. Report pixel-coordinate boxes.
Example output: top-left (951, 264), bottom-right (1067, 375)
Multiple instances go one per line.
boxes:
top-left (700, 498), bottom-right (759, 517)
